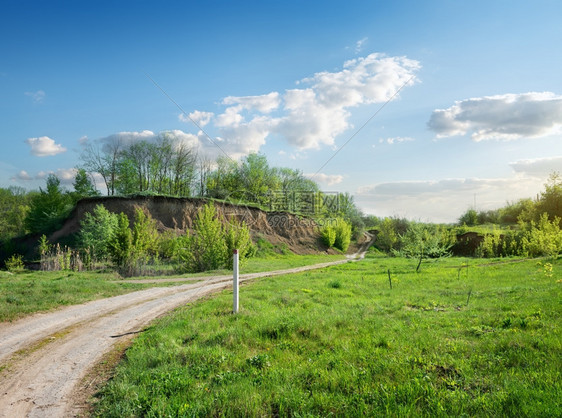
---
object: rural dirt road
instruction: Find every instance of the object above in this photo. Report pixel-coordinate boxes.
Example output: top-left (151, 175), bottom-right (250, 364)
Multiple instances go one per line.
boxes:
top-left (0, 250), bottom-right (371, 417)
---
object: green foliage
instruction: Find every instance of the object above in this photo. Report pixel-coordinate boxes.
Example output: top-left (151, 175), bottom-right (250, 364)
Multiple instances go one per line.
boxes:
top-left (375, 217), bottom-right (403, 252)
top-left (177, 203), bottom-right (254, 272)
top-left (333, 219), bottom-right (352, 252)
top-left (181, 203), bottom-right (228, 272)
top-left (320, 224), bottom-right (336, 248)
top-left (25, 174), bottom-right (74, 234)
top-left (131, 209), bottom-right (159, 262)
top-left (536, 172), bottom-right (562, 223)
top-left (0, 186), bottom-right (31, 239)
top-left (225, 218), bottom-right (253, 268)
top-left (5, 254), bottom-right (25, 272)
top-left (399, 223), bottom-right (453, 259)
top-left (520, 213), bottom-right (562, 257)
top-left (109, 213), bottom-right (133, 269)
top-left (72, 168), bottom-right (100, 200)
top-left (458, 208), bottom-right (478, 226)
top-left (79, 205), bottom-right (119, 260)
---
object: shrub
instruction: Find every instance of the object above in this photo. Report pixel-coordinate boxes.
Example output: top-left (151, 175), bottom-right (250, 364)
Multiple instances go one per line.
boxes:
top-left (79, 204), bottom-right (118, 260)
top-left (520, 213), bottom-right (562, 257)
top-left (321, 225), bottom-right (336, 248)
top-left (109, 213), bottom-right (134, 270)
top-left (5, 254), bottom-right (25, 272)
top-left (131, 208), bottom-right (159, 262)
top-left (334, 219), bottom-right (352, 252)
top-left (182, 203), bottom-right (228, 272)
top-left (177, 203), bottom-right (254, 272)
top-left (225, 218), bottom-right (253, 268)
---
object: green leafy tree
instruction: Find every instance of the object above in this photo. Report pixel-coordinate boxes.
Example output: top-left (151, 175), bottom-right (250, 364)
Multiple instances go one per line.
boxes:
top-left (399, 223), bottom-right (453, 271)
top-left (79, 204), bottom-right (119, 260)
top-left (0, 186), bottom-right (31, 239)
top-left (109, 213), bottom-right (133, 268)
top-left (187, 203), bottom-right (228, 272)
top-left (25, 174), bottom-right (73, 234)
top-left (458, 208), bottom-right (478, 226)
top-left (537, 172), bottom-right (562, 223)
top-left (131, 208), bottom-right (159, 262)
top-left (520, 212), bottom-right (562, 257)
top-left (72, 168), bottom-right (100, 200)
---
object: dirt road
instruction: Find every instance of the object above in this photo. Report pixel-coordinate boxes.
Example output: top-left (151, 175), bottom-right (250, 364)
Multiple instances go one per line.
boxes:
top-left (0, 258), bottom-right (353, 417)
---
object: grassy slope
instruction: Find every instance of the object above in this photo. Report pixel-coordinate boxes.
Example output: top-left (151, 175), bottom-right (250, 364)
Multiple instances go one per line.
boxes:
top-left (93, 254), bottom-right (562, 417)
top-left (0, 254), bottom-right (344, 322)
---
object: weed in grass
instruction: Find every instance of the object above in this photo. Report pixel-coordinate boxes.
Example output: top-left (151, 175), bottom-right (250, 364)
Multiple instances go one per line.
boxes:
top-left (328, 279), bottom-right (342, 289)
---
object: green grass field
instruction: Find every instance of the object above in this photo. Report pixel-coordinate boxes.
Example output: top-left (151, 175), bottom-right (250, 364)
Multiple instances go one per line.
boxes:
top-left (92, 253), bottom-right (562, 417)
top-left (0, 254), bottom-right (344, 322)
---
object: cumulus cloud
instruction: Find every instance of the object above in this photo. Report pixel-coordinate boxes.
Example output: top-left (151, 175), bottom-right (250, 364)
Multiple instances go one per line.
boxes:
top-left (356, 176), bottom-right (543, 223)
top-left (178, 53), bottom-right (420, 157)
top-left (25, 90), bottom-right (45, 103)
top-left (35, 168), bottom-right (77, 184)
top-left (12, 168), bottom-right (78, 185)
top-left (12, 170), bottom-right (33, 181)
top-left (306, 173), bottom-right (344, 186)
top-left (510, 156), bottom-right (562, 178)
top-left (179, 110), bottom-right (214, 127)
top-left (25, 136), bottom-right (67, 157)
top-left (428, 92), bottom-right (562, 141)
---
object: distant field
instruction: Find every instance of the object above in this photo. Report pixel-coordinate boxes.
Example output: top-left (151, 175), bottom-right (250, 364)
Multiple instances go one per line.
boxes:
top-left (0, 254), bottom-right (345, 322)
top-left (93, 253), bottom-right (561, 416)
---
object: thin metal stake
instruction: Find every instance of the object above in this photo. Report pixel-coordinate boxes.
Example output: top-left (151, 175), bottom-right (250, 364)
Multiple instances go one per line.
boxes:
top-left (233, 249), bottom-right (239, 314)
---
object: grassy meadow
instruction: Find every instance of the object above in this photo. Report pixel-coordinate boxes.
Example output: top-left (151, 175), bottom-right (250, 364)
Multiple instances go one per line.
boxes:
top-left (0, 254), bottom-right (344, 322)
top-left (92, 253), bottom-right (562, 417)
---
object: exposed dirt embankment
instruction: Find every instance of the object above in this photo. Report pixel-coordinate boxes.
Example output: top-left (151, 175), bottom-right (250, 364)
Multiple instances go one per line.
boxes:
top-left (50, 196), bottom-right (325, 255)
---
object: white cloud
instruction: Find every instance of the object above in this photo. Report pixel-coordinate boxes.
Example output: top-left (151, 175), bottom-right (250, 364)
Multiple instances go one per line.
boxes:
top-left (510, 156), bottom-right (562, 178)
top-left (385, 136), bottom-right (414, 144)
top-left (179, 110), bottom-right (214, 127)
top-left (35, 168), bottom-right (77, 184)
top-left (179, 53), bottom-right (420, 157)
top-left (25, 136), bottom-right (67, 156)
top-left (355, 37), bottom-right (368, 54)
top-left (25, 90), bottom-right (45, 103)
top-left (12, 170), bottom-right (33, 181)
top-left (356, 175), bottom-right (543, 223)
top-left (222, 92), bottom-right (280, 113)
top-left (428, 92), bottom-right (562, 141)
top-left (306, 173), bottom-right (344, 186)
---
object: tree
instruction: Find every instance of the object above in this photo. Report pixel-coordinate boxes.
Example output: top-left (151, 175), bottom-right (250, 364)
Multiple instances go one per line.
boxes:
top-left (0, 186), bottom-right (31, 239)
top-left (73, 168), bottom-right (100, 200)
top-left (458, 208), bottom-right (478, 226)
top-left (537, 172), bottom-right (562, 223)
top-left (131, 208), bottom-right (159, 261)
top-left (399, 223), bottom-right (453, 271)
top-left (80, 137), bottom-right (124, 196)
top-left (25, 174), bottom-right (73, 234)
top-left (78, 204), bottom-right (118, 260)
top-left (109, 213), bottom-right (133, 268)
top-left (185, 202), bottom-right (227, 272)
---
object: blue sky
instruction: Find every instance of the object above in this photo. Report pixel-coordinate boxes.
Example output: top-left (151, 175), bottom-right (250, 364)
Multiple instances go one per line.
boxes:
top-left (2, 0), bottom-right (562, 222)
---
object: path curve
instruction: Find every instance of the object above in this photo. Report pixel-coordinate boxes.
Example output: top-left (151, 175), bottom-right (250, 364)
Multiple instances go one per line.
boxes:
top-left (0, 256), bottom-right (360, 417)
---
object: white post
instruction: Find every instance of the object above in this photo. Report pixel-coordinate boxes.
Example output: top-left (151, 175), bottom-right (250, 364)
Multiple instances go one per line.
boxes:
top-left (233, 249), bottom-right (239, 314)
